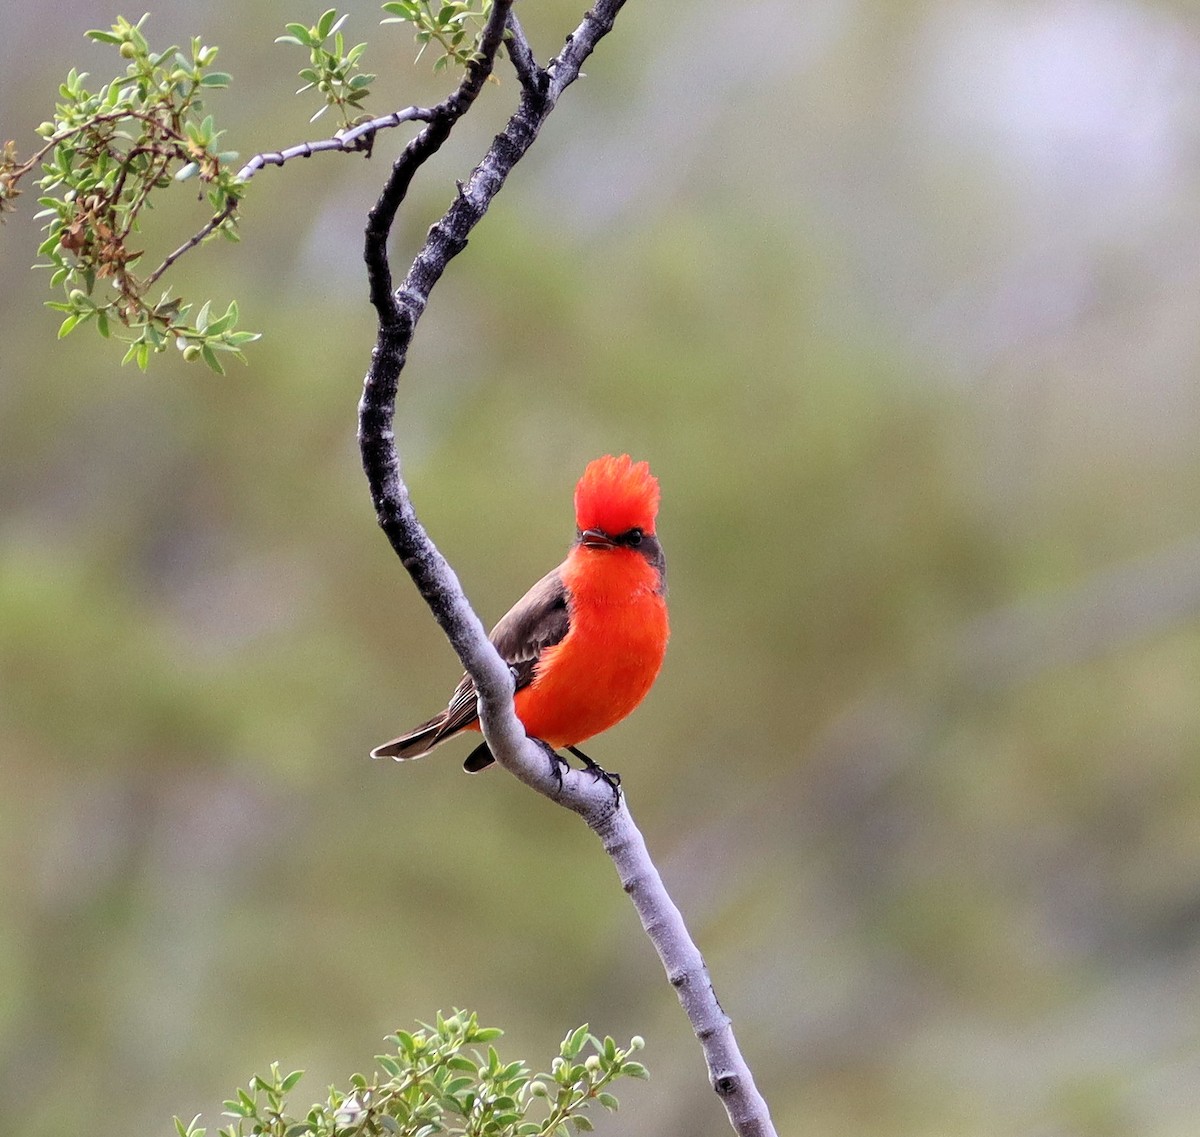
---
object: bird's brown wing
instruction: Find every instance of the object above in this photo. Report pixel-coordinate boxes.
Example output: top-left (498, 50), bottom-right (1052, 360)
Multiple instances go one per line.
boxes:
top-left (461, 566), bottom-right (570, 770)
top-left (489, 565), bottom-right (571, 687)
top-left (371, 567), bottom-right (570, 765)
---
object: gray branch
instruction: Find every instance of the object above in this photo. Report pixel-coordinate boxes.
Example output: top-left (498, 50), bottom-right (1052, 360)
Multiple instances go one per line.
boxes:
top-left (233, 106), bottom-right (437, 182)
top-left (503, 12), bottom-right (546, 95)
top-left (357, 4), bottom-right (777, 1134)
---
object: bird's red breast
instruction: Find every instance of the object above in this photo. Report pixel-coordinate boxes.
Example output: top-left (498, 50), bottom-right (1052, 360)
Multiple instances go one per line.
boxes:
top-left (513, 539), bottom-right (668, 747)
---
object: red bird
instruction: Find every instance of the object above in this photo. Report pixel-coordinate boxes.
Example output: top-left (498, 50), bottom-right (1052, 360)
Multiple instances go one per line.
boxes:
top-left (372, 454), bottom-right (669, 778)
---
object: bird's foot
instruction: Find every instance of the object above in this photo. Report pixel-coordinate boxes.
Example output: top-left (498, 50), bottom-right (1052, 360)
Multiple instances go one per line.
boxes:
top-left (539, 741), bottom-right (570, 793)
top-left (567, 745), bottom-right (622, 801)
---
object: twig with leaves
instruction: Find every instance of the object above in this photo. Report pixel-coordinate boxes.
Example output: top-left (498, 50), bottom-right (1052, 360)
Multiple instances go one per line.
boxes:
top-left (176, 1011), bottom-right (648, 1137)
top-left (11, 15), bottom-right (255, 371)
top-left (1, 10), bottom-right (447, 372)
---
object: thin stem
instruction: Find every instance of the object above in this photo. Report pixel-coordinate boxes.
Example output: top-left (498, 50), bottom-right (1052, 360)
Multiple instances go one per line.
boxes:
top-left (143, 198), bottom-right (237, 289)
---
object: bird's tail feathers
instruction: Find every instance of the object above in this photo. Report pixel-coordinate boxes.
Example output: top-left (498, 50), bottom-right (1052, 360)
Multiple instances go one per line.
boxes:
top-left (462, 741), bottom-right (496, 772)
top-left (370, 714), bottom-right (456, 761)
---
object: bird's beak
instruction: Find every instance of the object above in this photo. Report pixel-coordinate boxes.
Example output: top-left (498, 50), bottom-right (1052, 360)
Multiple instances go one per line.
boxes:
top-left (580, 528), bottom-right (616, 549)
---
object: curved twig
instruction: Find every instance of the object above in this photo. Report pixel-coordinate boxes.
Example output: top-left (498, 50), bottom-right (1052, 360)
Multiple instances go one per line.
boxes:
top-left (357, 4), bottom-right (778, 1135)
top-left (233, 106), bottom-right (437, 182)
top-left (142, 198), bottom-right (236, 290)
top-left (142, 106), bottom-right (442, 290)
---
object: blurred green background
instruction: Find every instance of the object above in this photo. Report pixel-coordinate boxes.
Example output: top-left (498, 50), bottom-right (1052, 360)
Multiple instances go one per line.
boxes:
top-left (4, 1), bottom-right (1200, 1134)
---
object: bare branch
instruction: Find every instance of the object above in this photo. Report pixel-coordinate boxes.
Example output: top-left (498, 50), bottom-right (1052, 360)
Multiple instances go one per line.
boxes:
top-left (594, 804), bottom-right (779, 1136)
top-left (357, 4), bottom-right (779, 1134)
top-left (363, 0), bottom-right (514, 324)
top-left (504, 12), bottom-right (546, 95)
top-left (233, 107), bottom-right (439, 182)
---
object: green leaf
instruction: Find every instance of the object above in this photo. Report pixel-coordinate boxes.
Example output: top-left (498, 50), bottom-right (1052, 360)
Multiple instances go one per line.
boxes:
top-left (280, 1069), bottom-right (304, 1092)
top-left (205, 300), bottom-right (237, 336)
top-left (316, 8), bottom-right (338, 39)
top-left (200, 342), bottom-right (225, 374)
top-left (57, 314), bottom-right (79, 338)
top-left (562, 1026), bottom-right (590, 1060)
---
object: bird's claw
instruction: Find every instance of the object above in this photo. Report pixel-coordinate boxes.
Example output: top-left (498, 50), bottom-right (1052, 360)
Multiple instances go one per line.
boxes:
top-left (540, 741), bottom-right (570, 793)
top-left (567, 745), bottom-right (622, 802)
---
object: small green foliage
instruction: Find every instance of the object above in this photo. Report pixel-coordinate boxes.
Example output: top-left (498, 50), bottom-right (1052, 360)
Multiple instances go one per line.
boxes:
top-left (175, 1011), bottom-right (647, 1137)
top-left (0, 6), bottom-right (508, 371)
top-left (275, 9), bottom-right (376, 125)
top-left (381, 0), bottom-right (496, 73)
top-left (14, 14), bottom-right (258, 368)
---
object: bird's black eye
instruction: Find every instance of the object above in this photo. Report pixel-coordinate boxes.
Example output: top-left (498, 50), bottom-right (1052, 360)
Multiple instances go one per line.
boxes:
top-left (624, 528), bottom-right (644, 547)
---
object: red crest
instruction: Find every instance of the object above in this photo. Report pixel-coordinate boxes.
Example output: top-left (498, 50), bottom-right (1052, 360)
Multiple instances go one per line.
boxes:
top-left (574, 454), bottom-right (660, 535)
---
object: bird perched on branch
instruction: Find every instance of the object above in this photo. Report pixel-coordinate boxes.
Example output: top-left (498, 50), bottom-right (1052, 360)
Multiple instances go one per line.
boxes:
top-left (372, 454), bottom-right (669, 783)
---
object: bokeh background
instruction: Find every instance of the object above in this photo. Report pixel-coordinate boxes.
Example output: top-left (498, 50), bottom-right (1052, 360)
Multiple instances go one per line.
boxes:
top-left (4, 0), bottom-right (1200, 1133)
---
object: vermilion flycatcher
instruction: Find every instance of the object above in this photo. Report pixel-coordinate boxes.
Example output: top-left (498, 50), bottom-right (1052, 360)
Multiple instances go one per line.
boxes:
top-left (371, 454), bottom-right (669, 776)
